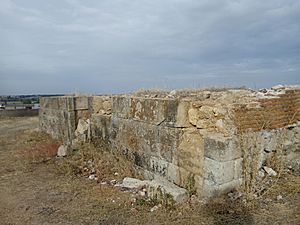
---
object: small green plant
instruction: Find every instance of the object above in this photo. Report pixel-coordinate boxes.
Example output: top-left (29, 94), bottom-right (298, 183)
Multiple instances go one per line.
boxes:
top-left (185, 173), bottom-right (197, 197)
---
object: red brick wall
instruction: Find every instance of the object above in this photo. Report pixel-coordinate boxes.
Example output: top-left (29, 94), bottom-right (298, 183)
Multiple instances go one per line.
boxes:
top-left (234, 89), bottom-right (300, 132)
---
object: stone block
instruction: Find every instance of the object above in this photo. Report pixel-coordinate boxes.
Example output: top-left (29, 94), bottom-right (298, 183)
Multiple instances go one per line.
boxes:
top-left (162, 99), bottom-right (179, 125)
top-left (175, 100), bottom-right (192, 128)
top-left (173, 166), bottom-right (204, 194)
top-left (75, 96), bottom-right (89, 110)
top-left (203, 178), bottom-right (242, 197)
top-left (40, 97), bottom-right (59, 109)
top-left (175, 129), bottom-right (204, 176)
top-left (204, 135), bottom-right (242, 161)
top-left (116, 177), bottom-right (188, 203)
top-left (91, 115), bottom-right (111, 142)
top-left (203, 157), bottom-right (234, 185)
top-left (112, 96), bottom-right (131, 118)
top-left (148, 177), bottom-right (188, 203)
top-left (92, 96), bottom-right (112, 115)
top-left (166, 163), bottom-right (180, 184)
top-left (130, 98), bottom-right (167, 125)
top-left (150, 156), bottom-right (169, 177)
top-left (157, 126), bottom-right (181, 162)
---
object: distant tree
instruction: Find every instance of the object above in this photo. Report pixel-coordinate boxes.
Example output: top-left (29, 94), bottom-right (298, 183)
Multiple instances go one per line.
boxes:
top-left (22, 99), bottom-right (32, 104)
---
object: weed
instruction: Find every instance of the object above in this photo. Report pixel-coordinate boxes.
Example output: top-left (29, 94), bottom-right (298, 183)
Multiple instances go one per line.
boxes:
top-left (185, 173), bottom-right (197, 197)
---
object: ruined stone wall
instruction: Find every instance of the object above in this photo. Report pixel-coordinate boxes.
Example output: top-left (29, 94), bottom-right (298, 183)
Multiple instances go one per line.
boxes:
top-left (39, 85), bottom-right (300, 197)
top-left (39, 96), bottom-right (91, 143)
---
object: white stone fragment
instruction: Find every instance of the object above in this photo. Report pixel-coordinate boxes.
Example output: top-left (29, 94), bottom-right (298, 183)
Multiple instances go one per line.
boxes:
top-left (57, 145), bottom-right (68, 157)
top-left (114, 177), bottom-right (150, 189)
top-left (116, 177), bottom-right (188, 203)
top-left (263, 166), bottom-right (277, 177)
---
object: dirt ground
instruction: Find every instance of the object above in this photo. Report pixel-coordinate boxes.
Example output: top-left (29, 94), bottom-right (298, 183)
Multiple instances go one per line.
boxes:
top-left (0, 117), bottom-right (299, 225)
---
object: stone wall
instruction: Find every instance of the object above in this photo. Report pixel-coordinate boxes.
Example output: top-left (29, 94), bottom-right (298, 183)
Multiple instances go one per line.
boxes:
top-left (39, 85), bottom-right (300, 197)
top-left (39, 96), bottom-right (91, 142)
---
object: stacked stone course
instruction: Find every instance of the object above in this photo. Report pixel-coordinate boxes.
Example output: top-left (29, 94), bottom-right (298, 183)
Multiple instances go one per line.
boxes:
top-left (39, 85), bottom-right (300, 197)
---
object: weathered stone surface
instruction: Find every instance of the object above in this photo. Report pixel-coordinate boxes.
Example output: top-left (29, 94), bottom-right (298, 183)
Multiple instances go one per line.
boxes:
top-left (175, 129), bottom-right (204, 177)
top-left (263, 166), bottom-right (277, 176)
top-left (204, 135), bottom-right (241, 161)
top-left (39, 108), bottom-right (76, 142)
top-left (150, 157), bottom-right (169, 177)
top-left (112, 96), bottom-right (131, 119)
top-left (188, 108), bottom-right (199, 126)
top-left (175, 101), bottom-right (191, 127)
top-left (203, 178), bottom-right (242, 197)
top-left (92, 96), bottom-right (112, 115)
top-left (203, 157), bottom-right (235, 185)
top-left (74, 96), bottom-right (89, 110)
top-left (130, 98), bottom-right (178, 125)
top-left (75, 119), bottom-right (89, 135)
top-left (115, 177), bottom-right (150, 189)
top-left (91, 115), bottom-right (111, 144)
top-left (116, 177), bottom-right (188, 203)
top-left (157, 126), bottom-right (181, 162)
top-left (148, 177), bottom-right (188, 203)
top-left (196, 120), bottom-right (210, 129)
top-left (40, 86), bottom-right (300, 198)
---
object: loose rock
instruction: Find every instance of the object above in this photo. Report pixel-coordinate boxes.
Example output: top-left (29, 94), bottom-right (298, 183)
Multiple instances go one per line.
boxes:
top-left (263, 166), bottom-right (277, 177)
top-left (57, 145), bottom-right (68, 157)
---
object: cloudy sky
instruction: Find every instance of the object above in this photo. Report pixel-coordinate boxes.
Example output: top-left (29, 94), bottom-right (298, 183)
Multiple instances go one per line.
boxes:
top-left (0, 0), bottom-right (299, 95)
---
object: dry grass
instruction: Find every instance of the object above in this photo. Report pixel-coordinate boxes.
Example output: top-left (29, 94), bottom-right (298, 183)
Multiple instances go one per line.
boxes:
top-left (58, 142), bottom-right (136, 182)
top-left (18, 130), bottom-right (60, 164)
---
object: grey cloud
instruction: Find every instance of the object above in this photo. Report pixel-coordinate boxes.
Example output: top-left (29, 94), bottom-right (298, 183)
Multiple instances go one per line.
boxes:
top-left (0, 0), bottom-right (299, 94)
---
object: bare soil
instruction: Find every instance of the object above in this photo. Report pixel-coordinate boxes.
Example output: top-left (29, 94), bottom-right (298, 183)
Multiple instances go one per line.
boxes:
top-left (0, 117), bottom-right (299, 225)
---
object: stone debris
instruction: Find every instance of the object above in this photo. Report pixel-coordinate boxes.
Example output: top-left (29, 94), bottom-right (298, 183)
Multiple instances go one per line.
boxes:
top-left (150, 204), bottom-right (162, 212)
top-left (277, 195), bottom-right (283, 201)
top-left (110, 179), bottom-right (117, 185)
top-left (258, 170), bottom-right (265, 178)
top-left (75, 119), bottom-right (89, 135)
top-left (148, 178), bottom-right (188, 203)
top-left (88, 174), bottom-right (97, 180)
top-left (57, 145), bottom-right (68, 157)
top-left (115, 177), bottom-right (150, 189)
top-left (116, 177), bottom-right (188, 203)
top-left (263, 166), bottom-right (277, 177)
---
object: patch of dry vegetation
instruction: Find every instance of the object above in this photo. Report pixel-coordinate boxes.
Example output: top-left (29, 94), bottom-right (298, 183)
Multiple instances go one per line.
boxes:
top-left (58, 142), bottom-right (136, 182)
top-left (18, 130), bottom-right (60, 164)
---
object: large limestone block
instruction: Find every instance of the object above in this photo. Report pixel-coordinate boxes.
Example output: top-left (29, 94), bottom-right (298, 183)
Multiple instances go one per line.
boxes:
top-left (40, 97), bottom-right (60, 110)
top-left (116, 177), bottom-right (188, 203)
top-left (175, 129), bottom-right (204, 177)
top-left (75, 96), bottom-right (89, 110)
top-left (175, 101), bottom-right (192, 127)
top-left (150, 157), bottom-right (169, 177)
top-left (130, 98), bottom-right (182, 126)
top-left (91, 114), bottom-right (111, 142)
top-left (112, 96), bottom-right (131, 118)
top-left (203, 178), bottom-right (242, 197)
top-left (203, 157), bottom-right (235, 185)
top-left (157, 126), bottom-right (182, 162)
top-left (204, 135), bottom-right (242, 161)
top-left (148, 177), bottom-right (188, 203)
